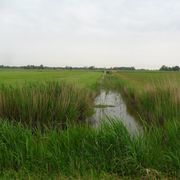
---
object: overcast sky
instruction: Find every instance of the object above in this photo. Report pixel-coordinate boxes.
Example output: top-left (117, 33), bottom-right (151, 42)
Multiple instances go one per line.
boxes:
top-left (0, 0), bottom-right (180, 69)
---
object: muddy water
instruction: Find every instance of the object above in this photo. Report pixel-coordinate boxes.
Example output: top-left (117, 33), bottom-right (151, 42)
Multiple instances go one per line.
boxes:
top-left (88, 90), bottom-right (142, 135)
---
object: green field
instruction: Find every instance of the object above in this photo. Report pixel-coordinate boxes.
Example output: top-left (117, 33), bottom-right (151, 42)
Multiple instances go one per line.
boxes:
top-left (0, 69), bottom-right (102, 89)
top-left (0, 70), bottom-right (179, 179)
top-left (112, 71), bottom-right (180, 91)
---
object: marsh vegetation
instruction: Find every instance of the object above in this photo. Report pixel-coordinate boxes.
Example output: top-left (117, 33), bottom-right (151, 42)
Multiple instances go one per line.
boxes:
top-left (0, 70), bottom-right (179, 179)
top-left (0, 82), bottom-right (94, 129)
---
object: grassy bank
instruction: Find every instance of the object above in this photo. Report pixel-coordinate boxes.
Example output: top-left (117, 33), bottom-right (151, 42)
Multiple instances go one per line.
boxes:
top-left (104, 71), bottom-right (180, 125)
top-left (0, 119), bottom-right (179, 179)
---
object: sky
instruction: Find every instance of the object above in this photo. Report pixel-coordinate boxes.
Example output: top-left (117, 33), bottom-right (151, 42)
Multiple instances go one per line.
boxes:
top-left (0, 0), bottom-right (180, 69)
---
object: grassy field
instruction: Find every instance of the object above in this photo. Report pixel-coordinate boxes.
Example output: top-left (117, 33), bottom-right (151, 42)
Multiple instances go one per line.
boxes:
top-left (112, 71), bottom-right (180, 89)
top-left (0, 70), bottom-right (179, 179)
top-left (0, 69), bottom-right (102, 90)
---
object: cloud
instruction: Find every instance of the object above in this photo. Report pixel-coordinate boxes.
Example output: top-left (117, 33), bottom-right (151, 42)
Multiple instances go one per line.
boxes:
top-left (0, 0), bottom-right (180, 68)
top-left (1, 0), bottom-right (180, 33)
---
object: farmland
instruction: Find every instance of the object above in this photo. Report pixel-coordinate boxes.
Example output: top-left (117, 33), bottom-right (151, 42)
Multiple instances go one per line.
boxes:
top-left (0, 69), bottom-right (102, 89)
top-left (0, 69), bottom-right (179, 179)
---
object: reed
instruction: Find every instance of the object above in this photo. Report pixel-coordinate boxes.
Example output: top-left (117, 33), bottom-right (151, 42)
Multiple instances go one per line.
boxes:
top-left (0, 81), bottom-right (95, 129)
top-left (0, 119), bottom-right (179, 178)
top-left (103, 73), bottom-right (180, 125)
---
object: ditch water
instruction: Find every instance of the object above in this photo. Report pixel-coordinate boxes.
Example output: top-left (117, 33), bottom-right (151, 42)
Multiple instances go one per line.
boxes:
top-left (88, 90), bottom-right (142, 135)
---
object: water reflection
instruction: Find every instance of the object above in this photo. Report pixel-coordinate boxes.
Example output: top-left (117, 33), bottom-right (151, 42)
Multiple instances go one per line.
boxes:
top-left (88, 90), bottom-right (142, 135)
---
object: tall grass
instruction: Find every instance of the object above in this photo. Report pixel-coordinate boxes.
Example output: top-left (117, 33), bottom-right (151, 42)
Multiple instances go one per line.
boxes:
top-left (0, 72), bottom-right (179, 178)
top-left (0, 119), bottom-right (179, 178)
top-left (103, 73), bottom-right (180, 125)
top-left (0, 81), bottom-right (94, 129)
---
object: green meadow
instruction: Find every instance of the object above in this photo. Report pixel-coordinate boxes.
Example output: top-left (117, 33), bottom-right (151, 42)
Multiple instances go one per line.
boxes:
top-left (0, 69), bottom-right (102, 89)
top-left (0, 69), bottom-right (179, 179)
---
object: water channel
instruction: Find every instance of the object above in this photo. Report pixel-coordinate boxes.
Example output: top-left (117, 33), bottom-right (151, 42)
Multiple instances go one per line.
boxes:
top-left (88, 90), bottom-right (142, 135)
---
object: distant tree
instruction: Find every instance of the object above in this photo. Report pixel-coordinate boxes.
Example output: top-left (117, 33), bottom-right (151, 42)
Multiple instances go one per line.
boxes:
top-left (39, 64), bottom-right (44, 69)
top-left (160, 65), bottom-right (179, 71)
top-left (65, 66), bottom-right (72, 70)
top-left (113, 67), bottom-right (135, 70)
top-left (160, 65), bottom-right (168, 71)
top-left (89, 66), bottom-right (95, 70)
top-left (172, 66), bottom-right (180, 71)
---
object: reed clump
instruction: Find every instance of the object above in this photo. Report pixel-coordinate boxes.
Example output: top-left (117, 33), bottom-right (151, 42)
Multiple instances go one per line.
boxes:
top-left (103, 74), bottom-right (180, 125)
top-left (0, 119), bottom-right (179, 178)
top-left (0, 81), bottom-right (94, 129)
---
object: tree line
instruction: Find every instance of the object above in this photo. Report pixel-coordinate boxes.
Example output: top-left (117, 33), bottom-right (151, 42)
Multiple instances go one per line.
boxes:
top-left (159, 65), bottom-right (180, 71)
top-left (0, 65), bottom-right (135, 70)
top-left (0, 64), bottom-right (179, 71)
